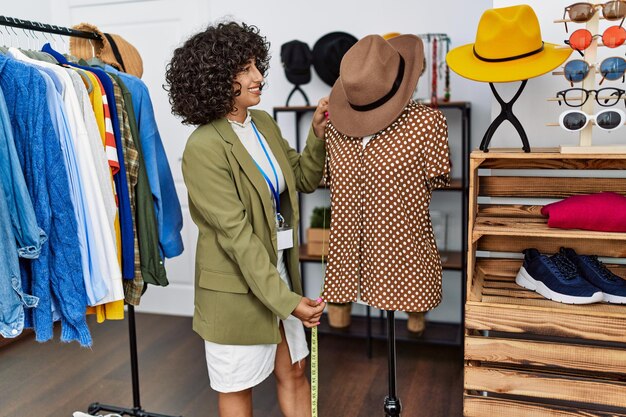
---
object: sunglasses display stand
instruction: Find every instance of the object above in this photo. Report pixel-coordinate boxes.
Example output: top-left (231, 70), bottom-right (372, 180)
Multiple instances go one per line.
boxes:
top-left (555, 7), bottom-right (626, 154)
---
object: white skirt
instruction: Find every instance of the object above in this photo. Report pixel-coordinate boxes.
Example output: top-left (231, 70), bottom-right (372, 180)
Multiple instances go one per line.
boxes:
top-left (204, 251), bottom-right (309, 393)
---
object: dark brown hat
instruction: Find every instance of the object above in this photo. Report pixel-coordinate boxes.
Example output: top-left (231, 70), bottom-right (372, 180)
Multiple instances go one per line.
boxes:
top-left (70, 22), bottom-right (144, 78)
top-left (329, 34), bottom-right (424, 137)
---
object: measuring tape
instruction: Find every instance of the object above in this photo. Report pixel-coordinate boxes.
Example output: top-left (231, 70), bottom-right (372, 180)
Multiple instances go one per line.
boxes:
top-left (311, 203), bottom-right (329, 417)
top-left (311, 324), bottom-right (319, 417)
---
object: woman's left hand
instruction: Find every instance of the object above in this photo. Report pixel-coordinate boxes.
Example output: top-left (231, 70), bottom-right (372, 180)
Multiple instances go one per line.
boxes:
top-left (312, 97), bottom-right (329, 139)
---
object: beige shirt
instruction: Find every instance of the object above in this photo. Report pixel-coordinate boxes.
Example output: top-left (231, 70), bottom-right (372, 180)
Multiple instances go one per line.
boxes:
top-left (322, 101), bottom-right (451, 312)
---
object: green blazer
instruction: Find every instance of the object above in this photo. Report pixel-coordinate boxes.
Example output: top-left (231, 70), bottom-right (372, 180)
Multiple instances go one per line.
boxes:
top-left (182, 109), bottom-right (326, 345)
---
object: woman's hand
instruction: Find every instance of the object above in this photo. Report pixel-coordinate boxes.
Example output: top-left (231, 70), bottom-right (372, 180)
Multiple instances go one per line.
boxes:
top-left (312, 97), bottom-right (330, 139)
top-left (292, 297), bottom-right (326, 328)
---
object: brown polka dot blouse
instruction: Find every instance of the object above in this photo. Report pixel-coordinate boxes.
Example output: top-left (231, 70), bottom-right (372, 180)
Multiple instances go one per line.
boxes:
top-left (322, 101), bottom-right (451, 312)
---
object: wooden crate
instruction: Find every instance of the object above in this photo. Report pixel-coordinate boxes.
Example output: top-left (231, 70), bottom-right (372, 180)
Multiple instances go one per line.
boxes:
top-left (306, 228), bottom-right (330, 257)
top-left (465, 149), bottom-right (626, 416)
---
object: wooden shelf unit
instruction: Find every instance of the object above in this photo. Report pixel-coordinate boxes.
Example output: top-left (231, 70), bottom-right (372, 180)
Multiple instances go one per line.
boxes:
top-left (464, 150), bottom-right (626, 416)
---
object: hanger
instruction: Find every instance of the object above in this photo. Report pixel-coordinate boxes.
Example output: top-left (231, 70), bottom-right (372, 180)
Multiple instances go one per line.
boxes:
top-left (8, 21), bottom-right (18, 48)
top-left (0, 27), bottom-right (7, 54)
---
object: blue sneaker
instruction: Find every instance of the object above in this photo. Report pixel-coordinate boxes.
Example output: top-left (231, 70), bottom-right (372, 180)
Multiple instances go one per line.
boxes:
top-left (515, 248), bottom-right (603, 304)
top-left (561, 247), bottom-right (626, 304)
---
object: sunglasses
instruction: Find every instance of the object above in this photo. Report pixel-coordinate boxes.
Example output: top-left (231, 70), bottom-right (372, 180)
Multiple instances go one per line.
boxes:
top-left (563, 1), bottom-right (626, 32)
top-left (556, 87), bottom-right (626, 107)
top-left (559, 108), bottom-right (625, 132)
top-left (564, 57), bottom-right (626, 85)
top-left (564, 26), bottom-right (626, 54)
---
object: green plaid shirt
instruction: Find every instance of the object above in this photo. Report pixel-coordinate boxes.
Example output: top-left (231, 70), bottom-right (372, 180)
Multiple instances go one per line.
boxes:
top-left (109, 75), bottom-right (142, 305)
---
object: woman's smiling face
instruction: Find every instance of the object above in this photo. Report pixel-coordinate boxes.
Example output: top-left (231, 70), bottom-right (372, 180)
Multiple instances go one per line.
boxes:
top-left (233, 58), bottom-right (264, 112)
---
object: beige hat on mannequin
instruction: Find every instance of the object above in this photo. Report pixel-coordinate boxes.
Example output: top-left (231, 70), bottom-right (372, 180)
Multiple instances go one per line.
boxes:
top-left (70, 22), bottom-right (144, 78)
top-left (328, 34), bottom-right (424, 137)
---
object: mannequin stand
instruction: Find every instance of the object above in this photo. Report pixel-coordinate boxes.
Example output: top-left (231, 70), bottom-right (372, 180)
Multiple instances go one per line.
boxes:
top-left (383, 311), bottom-right (402, 417)
top-left (479, 80), bottom-right (530, 153)
top-left (285, 85), bottom-right (310, 107)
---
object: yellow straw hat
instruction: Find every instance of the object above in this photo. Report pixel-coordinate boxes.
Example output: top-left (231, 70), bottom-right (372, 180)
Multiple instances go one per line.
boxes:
top-left (446, 4), bottom-right (571, 83)
top-left (382, 32), bottom-right (402, 40)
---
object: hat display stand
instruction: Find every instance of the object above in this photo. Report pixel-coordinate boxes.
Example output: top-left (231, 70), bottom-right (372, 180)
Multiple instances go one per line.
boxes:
top-left (285, 84), bottom-right (310, 107)
top-left (550, 4), bottom-right (626, 154)
top-left (479, 80), bottom-right (531, 152)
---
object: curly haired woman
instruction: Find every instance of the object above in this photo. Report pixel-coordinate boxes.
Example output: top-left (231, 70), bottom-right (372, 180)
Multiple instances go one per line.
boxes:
top-left (165, 21), bottom-right (328, 417)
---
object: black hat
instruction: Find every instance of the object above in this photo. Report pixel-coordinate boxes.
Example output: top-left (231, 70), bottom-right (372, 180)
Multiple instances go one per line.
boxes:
top-left (280, 40), bottom-right (313, 86)
top-left (312, 32), bottom-right (359, 87)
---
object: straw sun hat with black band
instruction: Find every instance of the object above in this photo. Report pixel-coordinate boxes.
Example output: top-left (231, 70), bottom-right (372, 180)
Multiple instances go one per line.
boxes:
top-left (329, 34), bottom-right (424, 138)
top-left (70, 22), bottom-right (144, 78)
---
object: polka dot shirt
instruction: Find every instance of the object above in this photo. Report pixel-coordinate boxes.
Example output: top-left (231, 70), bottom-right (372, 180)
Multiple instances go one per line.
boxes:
top-left (322, 101), bottom-right (451, 312)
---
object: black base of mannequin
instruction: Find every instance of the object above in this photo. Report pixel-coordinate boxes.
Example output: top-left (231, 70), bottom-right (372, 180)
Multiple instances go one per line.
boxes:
top-left (384, 311), bottom-right (402, 417)
top-left (384, 396), bottom-right (402, 417)
top-left (479, 80), bottom-right (531, 153)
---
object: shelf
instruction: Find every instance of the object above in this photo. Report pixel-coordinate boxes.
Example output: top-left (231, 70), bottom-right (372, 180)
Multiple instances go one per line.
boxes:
top-left (443, 178), bottom-right (463, 191)
top-left (300, 245), bottom-right (462, 270)
top-left (315, 313), bottom-right (461, 346)
top-left (299, 245), bottom-right (327, 262)
top-left (475, 258), bottom-right (626, 312)
top-left (440, 250), bottom-right (463, 270)
top-left (473, 216), bottom-right (626, 242)
top-left (467, 258), bottom-right (626, 344)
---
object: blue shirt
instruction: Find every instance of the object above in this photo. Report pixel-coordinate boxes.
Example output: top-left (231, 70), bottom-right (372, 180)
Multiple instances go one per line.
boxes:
top-left (38, 68), bottom-right (108, 305)
top-left (0, 54), bottom-right (91, 346)
top-left (103, 65), bottom-right (184, 259)
top-left (43, 43), bottom-right (135, 279)
top-left (0, 86), bottom-right (40, 339)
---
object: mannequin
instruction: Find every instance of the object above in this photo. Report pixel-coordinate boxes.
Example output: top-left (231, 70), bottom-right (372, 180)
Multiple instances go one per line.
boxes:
top-left (324, 34), bottom-right (451, 417)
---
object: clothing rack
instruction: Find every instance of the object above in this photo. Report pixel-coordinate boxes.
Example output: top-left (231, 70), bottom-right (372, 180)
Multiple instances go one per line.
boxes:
top-left (0, 16), bottom-right (100, 40)
top-left (0, 16), bottom-right (181, 417)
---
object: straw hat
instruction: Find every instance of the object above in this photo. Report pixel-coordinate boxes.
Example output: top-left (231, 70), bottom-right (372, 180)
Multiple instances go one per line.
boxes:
top-left (70, 22), bottom-right (144, 78)
top-left (446, 5), bottom-right (572, 83)
top-left (329, 34), bottom-right (424, 137)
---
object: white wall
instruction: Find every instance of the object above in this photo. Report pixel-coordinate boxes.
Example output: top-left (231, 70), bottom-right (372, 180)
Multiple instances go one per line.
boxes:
top-left (2, 1), bottom-right (51, 22)
top-left (491, 0), bottom-right (624, 149)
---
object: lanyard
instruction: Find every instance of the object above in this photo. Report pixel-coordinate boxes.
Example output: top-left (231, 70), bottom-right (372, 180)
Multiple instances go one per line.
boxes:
top-left (251, 121), bottom-right (281, 214)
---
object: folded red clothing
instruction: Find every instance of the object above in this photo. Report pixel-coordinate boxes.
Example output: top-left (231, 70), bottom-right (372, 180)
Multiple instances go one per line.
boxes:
top-left (541, 192), bottom-right (626, 233)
